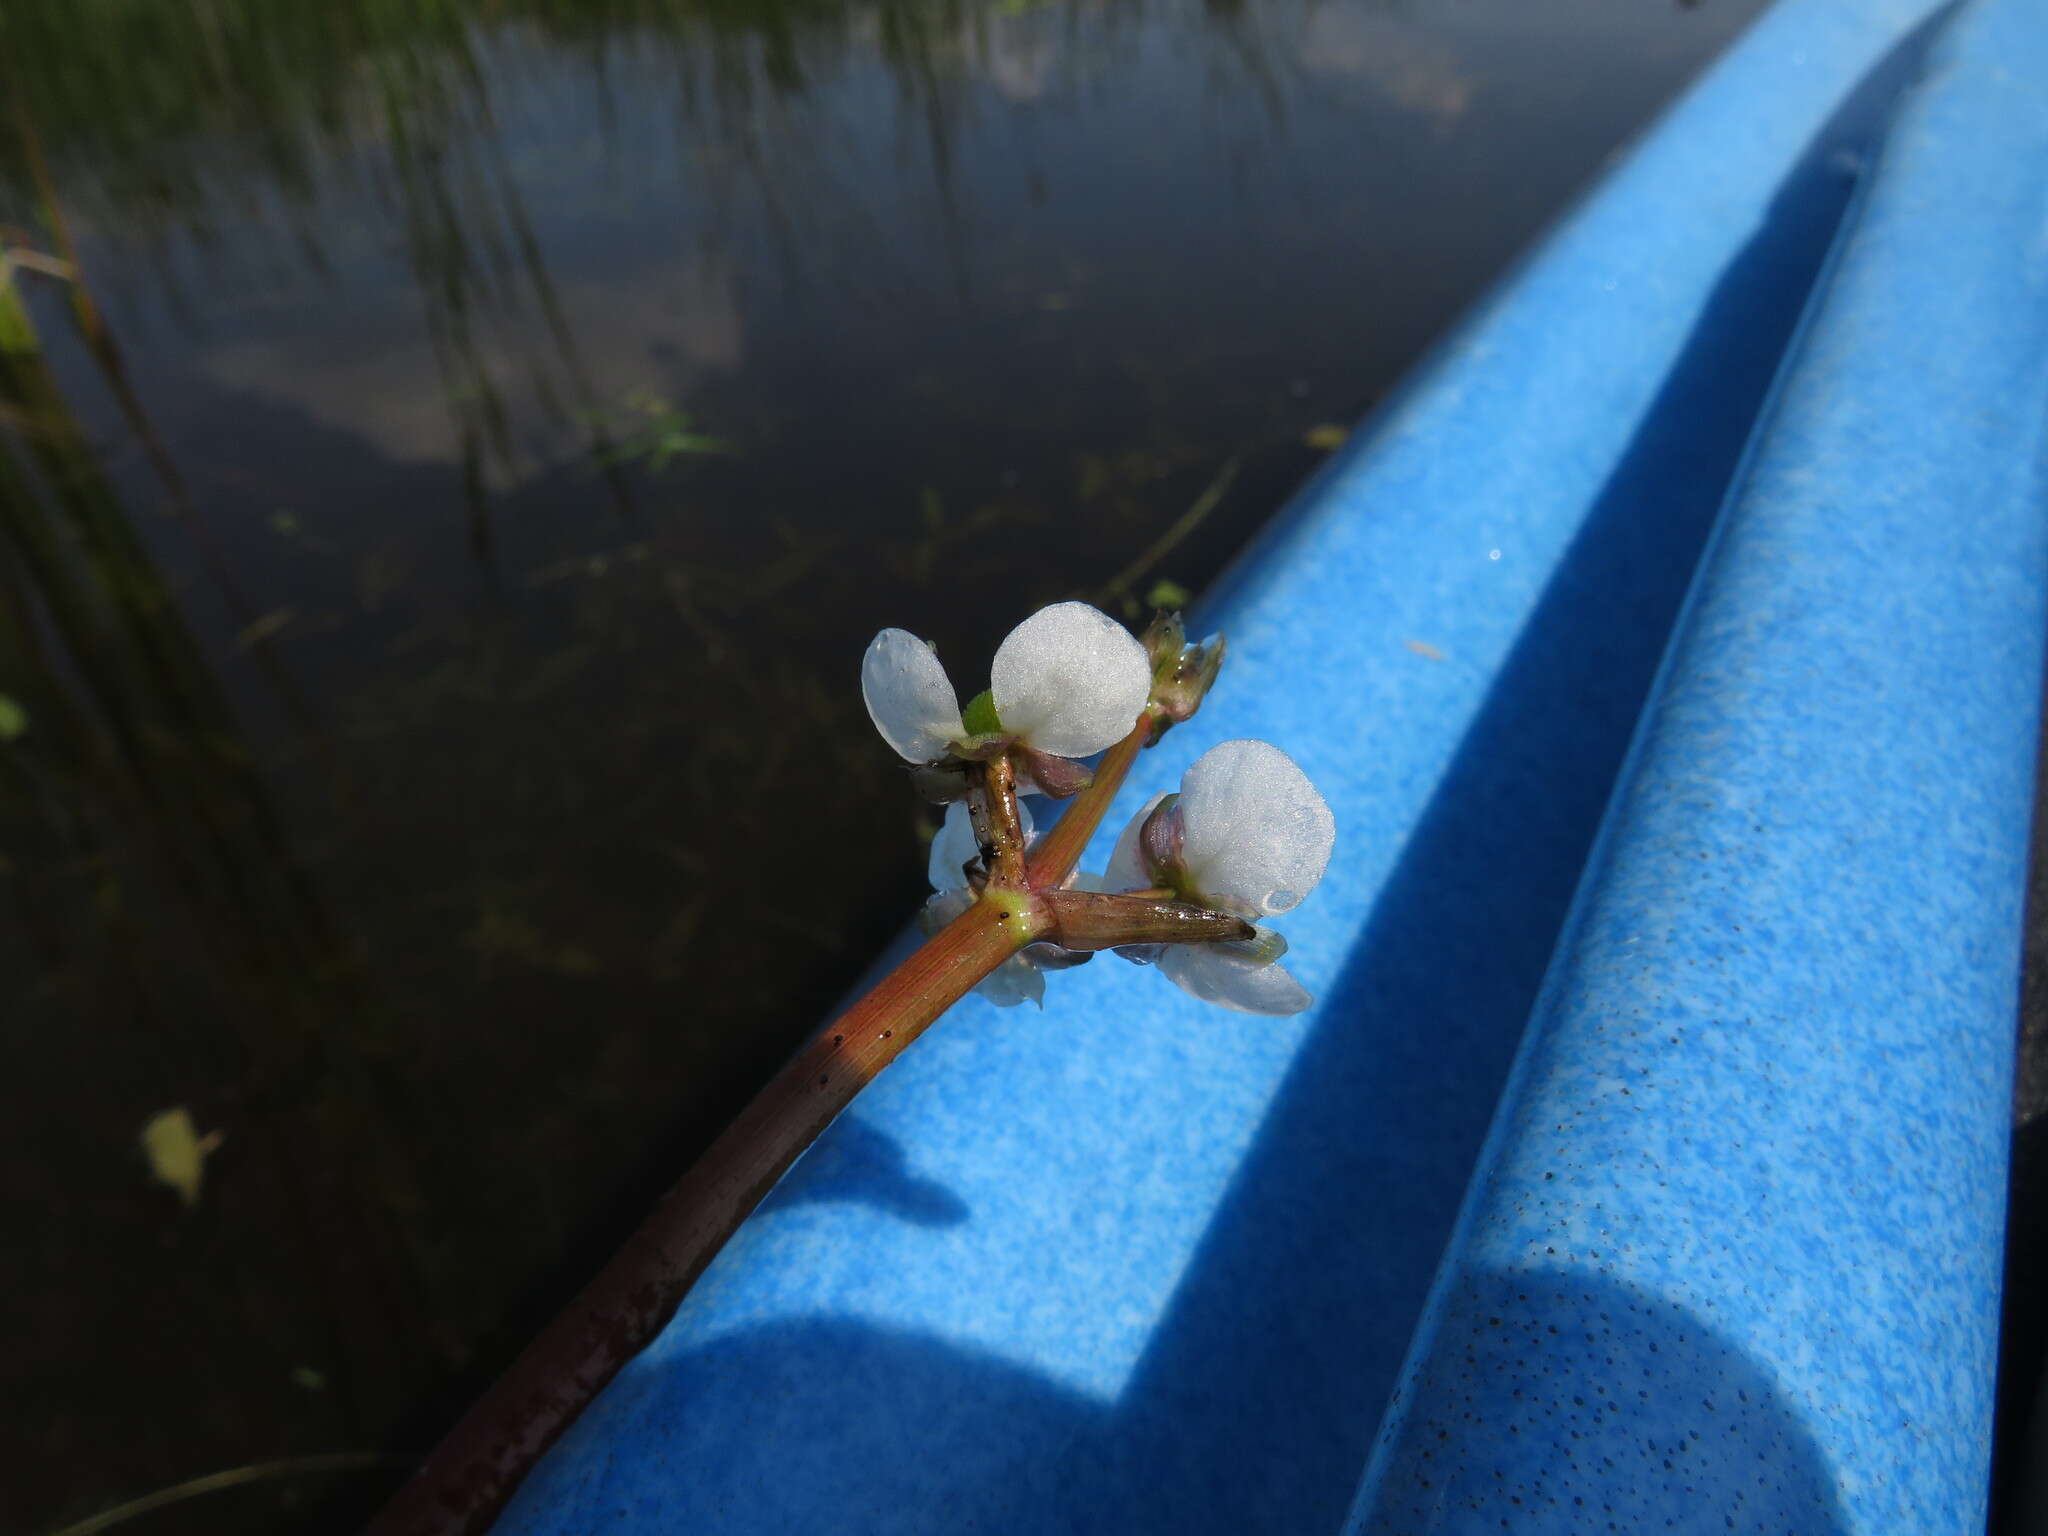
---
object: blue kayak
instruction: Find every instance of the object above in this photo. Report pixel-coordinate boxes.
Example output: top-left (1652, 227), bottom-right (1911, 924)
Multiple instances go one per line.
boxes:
top-left (491, 0), bottom-right (2048, 1529)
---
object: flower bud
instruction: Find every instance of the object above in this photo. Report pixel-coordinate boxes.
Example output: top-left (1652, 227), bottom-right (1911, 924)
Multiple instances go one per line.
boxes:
top-left (1138, 793), bottom-right (1187, 889)
top-left (1147, 630), bottom-right (1226, 738)
top-left (1014, 746), bottom-right (1095, 800)
top-left (1140, 610), bottom-right (1187, 673)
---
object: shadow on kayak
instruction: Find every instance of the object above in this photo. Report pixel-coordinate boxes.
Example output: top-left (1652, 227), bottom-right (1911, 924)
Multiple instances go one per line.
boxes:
top-left (524, 1264), bottom-right (1847, 1535)
top-left (493, 11), bottom-right (1943, 1533)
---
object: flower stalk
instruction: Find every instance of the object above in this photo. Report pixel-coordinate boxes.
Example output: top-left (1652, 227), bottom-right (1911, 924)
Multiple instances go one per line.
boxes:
top-left (1024, 710), bottom-right (1149, 888)
top-left (367, 603), bottom-right (1296, 1536)
top-left (365, 893), bottom-right (1040, 1536)
top-left (975, 749), bottom-right (1030, 891)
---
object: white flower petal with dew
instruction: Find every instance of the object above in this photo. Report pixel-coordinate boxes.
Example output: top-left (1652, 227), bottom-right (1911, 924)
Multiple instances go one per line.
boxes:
top-left (927, 799), bottom-right (1036, 890)
top-left (862, 628), bottom-right (965, 763)
top-left (1179, 739), bottom-right (1335, 917)
top-left (1158, 940), bottom-right (1313, 1016)
top-left (990, 601), bottom-right (1152, 759)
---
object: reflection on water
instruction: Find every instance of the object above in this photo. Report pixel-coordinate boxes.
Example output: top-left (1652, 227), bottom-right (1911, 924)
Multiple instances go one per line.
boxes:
top-left (0, 0), bottom-right (1764, 1529)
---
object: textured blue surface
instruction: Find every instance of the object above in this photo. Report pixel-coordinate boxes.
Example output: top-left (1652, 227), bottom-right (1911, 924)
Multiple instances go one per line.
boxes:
top-left (487, 0), bottom-right (2017, 1530)
top-left (1347, 0), bottom-right (2048, 1531)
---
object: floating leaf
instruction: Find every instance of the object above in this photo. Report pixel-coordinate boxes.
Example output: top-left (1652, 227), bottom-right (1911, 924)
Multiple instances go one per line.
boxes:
top-left (141, 1106), bottom-right (224, 1209)
top-left (1303, 424), bottom-right (1349, 451)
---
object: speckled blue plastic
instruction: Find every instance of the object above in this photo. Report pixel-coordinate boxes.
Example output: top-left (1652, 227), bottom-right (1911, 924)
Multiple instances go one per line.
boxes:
top-left (486, 0), bottom-right (2009, 1530)
top-left (1346, 0), bottom-right (2048, 1531)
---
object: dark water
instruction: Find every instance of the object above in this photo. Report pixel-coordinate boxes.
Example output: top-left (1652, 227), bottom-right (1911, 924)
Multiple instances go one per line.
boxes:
top-left (0, 1), bottom-right (1768, 1530)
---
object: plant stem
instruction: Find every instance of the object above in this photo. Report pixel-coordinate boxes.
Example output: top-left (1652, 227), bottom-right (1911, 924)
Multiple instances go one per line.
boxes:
top-left (1024, 711), bottom-right (1154, 890)
top-left (978, 751), bottom-right (1028, 890)
top-left (6, 76), bottom-right (103, 343)
top-left (1090, 456), bottom-right (1239, 616)
top-left (364, 893), bottom-right (1040, 1536)
top-left (369, 707), bottom-right (1166, 1535)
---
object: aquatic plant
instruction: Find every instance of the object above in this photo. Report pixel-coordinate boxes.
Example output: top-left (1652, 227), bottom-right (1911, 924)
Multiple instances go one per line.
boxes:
top-left (868, 601), bottom-right (1331, 1013)
top-left (584, 392), bottom-right (734, 472)
top-left (1101, 737), bottom-right (1333, 1014)
top-left (369, 598), bottom-right (1334, 1535)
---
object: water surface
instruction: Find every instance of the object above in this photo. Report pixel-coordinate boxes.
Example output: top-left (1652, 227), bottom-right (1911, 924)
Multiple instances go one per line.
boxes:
top-left (0, 1), bottom-right (1766, 1528)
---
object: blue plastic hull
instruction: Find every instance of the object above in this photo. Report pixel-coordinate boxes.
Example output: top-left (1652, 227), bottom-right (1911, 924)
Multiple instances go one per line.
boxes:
top-left (493, 0), bottom-right (2048, 1529)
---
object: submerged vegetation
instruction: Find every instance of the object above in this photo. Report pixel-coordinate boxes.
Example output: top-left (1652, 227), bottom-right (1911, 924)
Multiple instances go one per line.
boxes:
top-left (0, 53), bottom-right (1265, 1522)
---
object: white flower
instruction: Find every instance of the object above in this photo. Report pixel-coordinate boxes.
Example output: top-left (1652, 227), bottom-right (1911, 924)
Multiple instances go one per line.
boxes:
top-left (921, 800), bottom-right (1054, 1008)
top-left (1104, 739), bottom-right (1335, 1016)
top-left (862, 601), bottom-right (1153, 764)
top-left (926, 795), bottom-right (1035, 890)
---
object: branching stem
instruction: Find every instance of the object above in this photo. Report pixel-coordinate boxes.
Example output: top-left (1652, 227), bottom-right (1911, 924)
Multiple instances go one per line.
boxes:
top-left (977, 750), bottom-right (1029, 890)
top-left (365, 893), bottom-right (1041, 1536)
top-left (1024, 708), bottom-right (1154, 889)
top-left (368, 708), bottom-right (1166, 1536)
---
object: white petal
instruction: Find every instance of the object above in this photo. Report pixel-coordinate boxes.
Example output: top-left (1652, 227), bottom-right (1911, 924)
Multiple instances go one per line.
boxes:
top-left (1178, 739), bottom-right (1335, 917)
top-left (1103, 791), bottom-right (1169, 893)
top-left (920, 887), bottom-right (975, 934)
top-left (927, 798), bottom-right (1035, 891)
top-left (928, 802), bottom-right (979, 891)
top-left (990, 601), bottom-right (1152, 759)
top-left (1158, 943), bottom-right (1312, 1016)
top-left (974, 955), bottom-right (1045, 1009)
top-left (862, 629), bottom-right (965, 763)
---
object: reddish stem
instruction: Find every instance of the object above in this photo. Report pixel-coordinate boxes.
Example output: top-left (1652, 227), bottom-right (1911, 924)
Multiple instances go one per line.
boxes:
top-left (979, 751), bottom-right (1029, 890)
top-left (368, 707), bottom-right (1167, 1536)
top-left (1024, 712), bottom-right (1153, 890)
top-left (364, 896), bottom-right (1037, 1536)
